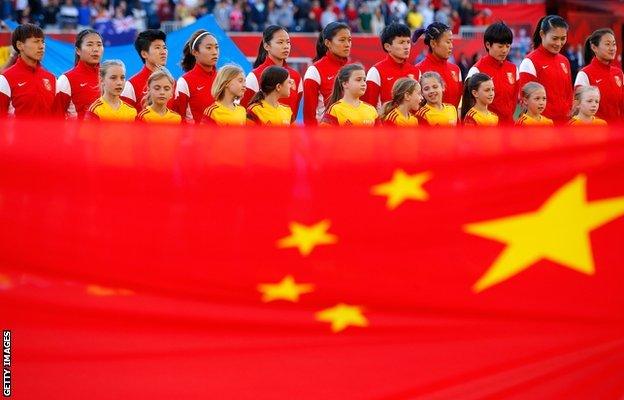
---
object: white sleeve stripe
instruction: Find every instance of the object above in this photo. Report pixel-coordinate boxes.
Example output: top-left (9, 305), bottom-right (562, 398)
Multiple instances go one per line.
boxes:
top-left (0, 75), bottom-right (11, 97)
top-left (574, 70), bottom-right (590, 87)
top-left (366, 66), bottom-right (381, 85)
top-left (465, 66), bottom-right (479, 80)
top-left (303, 66), bottom-right (321, 84)
top-left (56, 74), bottom-right (71, 95)
top-left (121, 81), bottom-right (136, 101)
top-left (518, 58), bottom-right (537, 77)
top-left (176, 77), bottom-right (190, 97)
top-left (245, 73), bottom-right (259, 92)
top-left (297, 78), bottom-right (303, 93)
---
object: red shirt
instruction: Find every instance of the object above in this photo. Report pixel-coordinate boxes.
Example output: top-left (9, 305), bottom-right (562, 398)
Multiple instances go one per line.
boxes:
top-left (519, 46), bottom-right (573, 124)
top-left (240, 57), bottom-right (302, 121)
top-left (53, 60), bottom-right (100, 119)
top-left (362, 55), bottom-right (421, 107)
top-left (303, 52), bottom-right (348, 126)
top-left (0, 57), bottom-right (56, 118)
top-left (416, 53), bottom-right (463, 108)
top-left (467, 54), bottom-right (519, 124)
top-left (175, 64), bottom-right (217, 124)
top-left (575, 57), bottom-right (624, 123)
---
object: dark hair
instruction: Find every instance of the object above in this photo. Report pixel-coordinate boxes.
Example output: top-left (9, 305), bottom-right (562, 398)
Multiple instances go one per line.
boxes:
top-left (74, 29), bottom-right (102, 65)
top-left (314, 21), bottom-right (350, 62)
top-left (380, 23), bottom-right (411, 52)
top-left (254, 25), bottom-right (287, 68)
top-left (327, 63), bottom-right (365, 106)
top-left (249, 66), bottom-right (290, 106)
top-left (461, 72), bottom-right (492, 120)
top-left (181, 29), bottom-right (217, 72)
top-left (411, 22), bottom-right (451, 51)
top-left (135, 29), bottom-right (167, 63)
top-left (584, 28), bottom-right (615, 66)
top-left (11, 23), bottom-right (44, 53)
top-left (532, 15), bottom-right (568, 50)
top-left (483, 21), bottom-right (513, 51)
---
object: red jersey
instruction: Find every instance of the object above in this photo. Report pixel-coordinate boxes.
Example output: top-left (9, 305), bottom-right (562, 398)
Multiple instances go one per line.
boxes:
top-left (362, 55), bottom-right (421, 107)
top-left (574, 57), bottom-right (624, 123)
top-left (0, 57), bottom-right (56, 118)
top-left (467, 54), bottom-right (519, 124)
top-left (519, 46), bottom-right (573, 124)
top-left (303, 52), bottom-right (348, 126)
top-left (121, 65), bottom-right (177, 113)
top-left (416, 53), bottom-right (463, 108)
top-left (53, 60), bottom-right (100, 119)
top-left (175, 64), bottom-right (217, 123)
top-left (240, 57), bottom-right (303, 121)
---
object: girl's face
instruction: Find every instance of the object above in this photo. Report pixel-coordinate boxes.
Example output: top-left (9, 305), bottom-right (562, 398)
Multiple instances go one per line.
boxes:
top-left (473, 79), bottom-right (495, 106)
top-left (540, 27), bottom-right (567, 54)
top-left (77, 33), bottom-right (103, 65)
top-left (193, 35), bottom-right (219, 67)
top-left (148, 76), bottom-right (174, 107)
top-left (103, 65), bottom-right (126, 97)
top-left (325, 28), bottom-right (352, 59)
top-left (578, 91), bottom-right (600, 117)
top-left (431, 30), bottom-right (453, 60)
top-left (405, 87), bottom-right (423, 111)
top-left (276, 75), bottom-right (293, 98)
top-left (343, 69), bottom-right (367, 98)
top-left (525, 88), bottom-right (547, 115)
top-left (593, 33), bottom-right (617, 62)
top-left (421, 77), bottom-right (444, 105)
top-left (265, 29), bottom-right (291, 62)
top-left (226, 72), bottom-right (246, 98)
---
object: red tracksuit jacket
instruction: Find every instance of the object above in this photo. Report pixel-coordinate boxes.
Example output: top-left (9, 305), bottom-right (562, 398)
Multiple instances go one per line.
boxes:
top-left (0, 57), bottom-right (56, 117)
top-left (175, 64), bottom-right (217, 124)
top-left (362, 55), bottom-right (421, 107)
top-left (303, 52), bottom-right (348, 126)
top-left (53, 60), bottom-right (100, 119)
top-left (416, 53), bottom-right (463, 108)
top-left (574, 57), bottom-right (624, 123)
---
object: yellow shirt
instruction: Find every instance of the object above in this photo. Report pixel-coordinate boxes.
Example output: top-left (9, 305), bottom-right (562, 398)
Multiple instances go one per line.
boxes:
top-left (321, 99), bottom-right (378, 126)
top-left (137, 106), bottom-right (182, 124)
top-left (415, 103), bottom-right (458, 126)
top-left (568, 116), bottom-right (607, 126)
top-left (383, 107), bottom-right (418, 127)
top-left (515, 113), bottom-right (554, 126)
top-left (463, 107), bottom-right (499, 126)
top-left (247, 100), bottom-right (293, 126)
top-left (202, 102), bottom-right (247, 126)
top-left (85, 97), bottom-right (137, 122)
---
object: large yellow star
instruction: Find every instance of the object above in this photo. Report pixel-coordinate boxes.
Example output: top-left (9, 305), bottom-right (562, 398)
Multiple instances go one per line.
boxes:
top-left (258, 275), bottom-right (314, 302)
top-left (315, 303), bottom-right (368, 332)
top-left (371, 169), bottom-right (432, 210)
top-left (276, 219), bottom-right (338, 256)
top-left (465, 174), bottom-right (624, 292)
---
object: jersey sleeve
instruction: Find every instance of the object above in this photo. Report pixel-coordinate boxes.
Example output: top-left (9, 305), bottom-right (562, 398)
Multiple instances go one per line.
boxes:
top-left (0, 75), bottom-right (11, 117)
top-left (83, 109), bottom-right (100, 121)
top-left (240, 72), bottom-right (259, 108)
top-left (319, 105), bottom-right (338, 126)
top-left (518, 58), bottom-right (538, 91)
top-left (120, 81), bottom-right (137, 110)
top-left (303, 66), bottom-right (321, 126)
top-left (53, 74), bottom-right (74, 117)
top-left (463, 112), bottom-right (476, 126)
top-left (465, 66), bottom-right (479, 80)
top-left (574, 70), bottom-right (590, 87)
top-left (362, 66), bottom-right (381, 107)
top-left (175, 77), bottom-right (193, 123)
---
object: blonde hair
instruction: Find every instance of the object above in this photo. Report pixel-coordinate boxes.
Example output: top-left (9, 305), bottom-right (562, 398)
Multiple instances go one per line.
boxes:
top-left (143, 67), bottom-right (175, 108)
top-left (380, 78), bottom-right (420, 119)
top-left (99, 59), bottom-right (125, 93)
top-left (571, 85), bottom-right (600, 116)
top-left (519, 81), bottom-right (546, 113)
top-left (211, 64), bottom-right (244, 101)
top-left (419, 71), bottom-right (445, 90)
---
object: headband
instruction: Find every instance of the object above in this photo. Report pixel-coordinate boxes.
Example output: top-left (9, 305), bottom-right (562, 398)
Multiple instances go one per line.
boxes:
top-left (191, 32), bottom-right (211, 50)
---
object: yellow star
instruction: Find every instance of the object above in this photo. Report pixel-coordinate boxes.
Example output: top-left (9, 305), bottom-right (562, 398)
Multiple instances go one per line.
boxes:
top-left (371, 169), bottom-right (432, 210)
top-left (276, 219), bottom-right (338, 256)
top-left (315, 303), bottom-right (368, 332)
top-left (465, 174), bottom-right (624, 293)
top-left (258, 275), bottom-right (314, 302)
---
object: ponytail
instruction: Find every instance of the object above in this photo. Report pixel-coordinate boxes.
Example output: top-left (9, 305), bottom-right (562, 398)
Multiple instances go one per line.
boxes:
top-left (411, 22), bottom-right (451, 52)
top-left (254, 25), bottom-right (286, 68)
top-left (248, 65), bottom-right (289, 107)
top-left (461, 72), bottom-right (491, 120)
top-left (327, 63), bottom-right (364, 107)
top-left (583, 28), bottom-right (615, 66)
top-left (314, 21), bottom-right (350, 62)
top-left (532, 15), bottom-right (568, 50)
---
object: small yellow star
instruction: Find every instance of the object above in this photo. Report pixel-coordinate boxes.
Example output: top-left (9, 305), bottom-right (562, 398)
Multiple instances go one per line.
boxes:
top-left (258, 275), bottom-right (314, 302)
top-left (315, 303), bottom-right (368, 332)
top-left (86, 285), bottom-right (134, 296)
top-left (371, 169), bottom-right (432, 210)
top-left (465, 174), bottom-right (624, 292)
top-left (276, 219), bottom-right (338, 256)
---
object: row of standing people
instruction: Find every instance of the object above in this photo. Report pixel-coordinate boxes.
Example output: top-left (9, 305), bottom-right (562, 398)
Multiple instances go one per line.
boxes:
top-left (1, 16), bottom-right (623, 126)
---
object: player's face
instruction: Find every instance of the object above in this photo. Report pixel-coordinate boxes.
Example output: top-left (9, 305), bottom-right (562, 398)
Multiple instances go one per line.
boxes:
top-left (103, 65), bottom-right (126, 97)
top-left (421, 77), bottom-right (444, 105)
top-left (593, 33), bottom-right (617, 62)
top-left (18, 36), bottom-right (45, 62)
top-left (77, 33), bottom-right (103, 65)
top-left (344, 69), bottom-right (367, 97)
top-left (526, 88), bottom-right (547, 115)
top-left (406, 87), bottom-right (423, 112)
top-left (227, 73), bottom-right (246, 99)
top-left (193, 35), bottom-right (219, 67)
top-left (385, 36), bottom-right (411, 62)
top-left (541, 27), bottom-right (567, 54)
top-left (325, 29), bottom-right (352, 59)
top-left (266, 29), bottom-right (291, 62)
top-left (144, 39), bottom-right (168, 68)
top-left (276, 76), bottom-right (293, 98)
top-left (578, 91), bottom-right (600, 117)
top-left (431, 31), bottom-right (453, 60)
top-left (473, 79), bottom-right (494, 106)
top-left (148, 76), bottom-right (174, 107)
top-left (486, 42), bottom-right (511, 62)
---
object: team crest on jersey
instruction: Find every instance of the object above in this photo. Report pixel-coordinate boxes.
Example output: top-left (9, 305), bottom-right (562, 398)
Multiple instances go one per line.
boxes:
top-left (506, 72), bottom-right (515, 84)
top-left (615, 75), bottom-right (622, 87)
top-left (42, 78), bottom-right (52, 91)
top-left (560, 63), bottom-right (568, 74)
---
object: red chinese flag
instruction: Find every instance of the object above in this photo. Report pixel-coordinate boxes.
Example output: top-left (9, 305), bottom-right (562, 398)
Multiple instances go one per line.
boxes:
top-left (1, 120), bottom-right (624, 399)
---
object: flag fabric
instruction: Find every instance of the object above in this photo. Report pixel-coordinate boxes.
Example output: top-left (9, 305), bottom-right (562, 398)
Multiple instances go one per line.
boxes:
top-left (1, 120), bottom-right (624, 399)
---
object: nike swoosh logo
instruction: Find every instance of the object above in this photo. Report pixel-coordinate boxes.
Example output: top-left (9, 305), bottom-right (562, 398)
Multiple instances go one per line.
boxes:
top-left (17, 82), bottom-right (26, 87)
top-left (197, 86), bottom-right (205, 91)
top-left (328, 77), bottom-right (334, 80)
top-left (80, 83), bottom-right (88, 87)
top-left (387, 77), bottom-right (393, 80)
top-left (542, 65), bottom-right (549, 69)
top-left (595, 79), bottom-right (603, 83)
